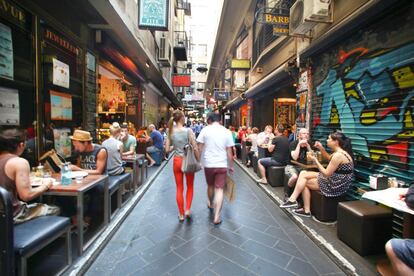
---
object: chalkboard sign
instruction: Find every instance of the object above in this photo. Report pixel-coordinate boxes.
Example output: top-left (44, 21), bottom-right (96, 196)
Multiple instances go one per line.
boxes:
top-left (126, 87), bottom-right (139, 105)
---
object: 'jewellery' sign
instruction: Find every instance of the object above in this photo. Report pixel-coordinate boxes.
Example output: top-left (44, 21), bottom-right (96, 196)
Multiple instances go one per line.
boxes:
top-left (255, 7), bottom-right (290, 35)
top-left (138, 0), bottom-right (169, 31)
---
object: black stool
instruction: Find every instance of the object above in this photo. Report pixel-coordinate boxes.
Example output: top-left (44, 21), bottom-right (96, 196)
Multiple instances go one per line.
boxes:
top-left (337, 200), bottom-right (392, 256)
top-left (266, 166), bottom-right (285, 187)
top-left (311, 190), bottom-right (345, 222)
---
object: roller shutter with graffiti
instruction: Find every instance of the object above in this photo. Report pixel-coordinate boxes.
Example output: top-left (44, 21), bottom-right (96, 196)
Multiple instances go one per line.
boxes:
top-left (310, 3), bottom-right (414, 199)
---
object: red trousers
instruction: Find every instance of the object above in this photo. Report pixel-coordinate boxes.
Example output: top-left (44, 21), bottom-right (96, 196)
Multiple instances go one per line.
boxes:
top-left (173, 156), bottom-right (195, 215)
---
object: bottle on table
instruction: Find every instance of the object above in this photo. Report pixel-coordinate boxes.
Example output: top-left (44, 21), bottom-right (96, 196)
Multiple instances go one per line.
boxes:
top-left (61, 162), bottom-right (72, 186)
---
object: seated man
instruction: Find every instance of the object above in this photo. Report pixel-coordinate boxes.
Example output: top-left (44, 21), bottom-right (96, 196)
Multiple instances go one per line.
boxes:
top-left (0, 127), bottom-right (59, 224)
top-left (257, 124), bottom-right (290, 184)
top-left (102, 123), bottom-right (124, 176)
top-left (384, 184), bottom-right (414, 276)
top-left (145, 124), bottom-right (164, 166)
top-left (284, 128), bottom-right (313, 196)
top-left (120, 123), bottom-right (136, 156)
top-left (69, 129), bottom-right (107, 223)
top-left (70, 130), bottom-right (107, 175)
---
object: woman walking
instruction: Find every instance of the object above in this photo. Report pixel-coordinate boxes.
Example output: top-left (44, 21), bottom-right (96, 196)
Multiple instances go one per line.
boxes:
top-left (280, 131), bottom-right (354, 217)
top-left (165, 110), bottom-right (200, 222)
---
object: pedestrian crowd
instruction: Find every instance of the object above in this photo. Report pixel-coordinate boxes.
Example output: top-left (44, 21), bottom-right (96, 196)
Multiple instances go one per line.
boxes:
top-left (1, 111), bottom-right (412, 275)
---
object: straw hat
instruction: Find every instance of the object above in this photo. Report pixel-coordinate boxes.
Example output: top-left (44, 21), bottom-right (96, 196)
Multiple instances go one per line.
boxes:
top-left (70, 130), bottom-right (92, 141)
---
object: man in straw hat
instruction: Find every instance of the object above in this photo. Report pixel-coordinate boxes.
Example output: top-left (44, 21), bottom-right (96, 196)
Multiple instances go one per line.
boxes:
top-left (70, 129), bottom-right (107, 174)
top-left (69, 129), bottom-right (108, 226)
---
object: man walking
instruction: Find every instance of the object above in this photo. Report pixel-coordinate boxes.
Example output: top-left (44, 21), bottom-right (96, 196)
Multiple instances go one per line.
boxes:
top-left (197, 113), bottom-right (234, 225)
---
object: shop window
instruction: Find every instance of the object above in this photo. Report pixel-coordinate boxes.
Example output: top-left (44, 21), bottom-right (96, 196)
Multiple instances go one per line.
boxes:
top-left (40, 24), bottom-right (83, 156)
top-left (0, 16), bottom-right (36, 165)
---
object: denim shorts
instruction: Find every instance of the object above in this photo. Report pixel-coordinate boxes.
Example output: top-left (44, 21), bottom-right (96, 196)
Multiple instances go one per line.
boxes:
top-left (259, 157), bottom-right (285, 167)
top-left (391, 238), bottom-right (414, 269)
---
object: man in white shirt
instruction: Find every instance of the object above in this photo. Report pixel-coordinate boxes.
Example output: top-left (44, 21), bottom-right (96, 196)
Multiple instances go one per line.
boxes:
top-left (197, 112), bottom-right (234, 225)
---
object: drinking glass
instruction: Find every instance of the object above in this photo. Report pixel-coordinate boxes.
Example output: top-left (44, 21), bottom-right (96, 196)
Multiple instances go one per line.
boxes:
top-left (75, 175), bottom-right (83, 184)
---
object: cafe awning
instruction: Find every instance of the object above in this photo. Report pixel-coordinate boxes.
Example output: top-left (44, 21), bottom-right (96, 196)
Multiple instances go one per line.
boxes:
top-left (244, 63), bottom-right (292, 99)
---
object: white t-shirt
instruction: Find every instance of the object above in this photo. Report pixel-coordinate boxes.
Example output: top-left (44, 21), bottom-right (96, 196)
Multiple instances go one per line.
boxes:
top-left (196, 123), bottom-right (235, 168)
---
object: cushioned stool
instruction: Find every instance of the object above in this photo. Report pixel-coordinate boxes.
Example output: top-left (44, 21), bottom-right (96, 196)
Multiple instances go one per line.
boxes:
top-left (108, 173), bottom-right (131, 219)
top-left (266, 166), bottom-right (285, 187)
top-left (311, 190), bottom-right (345, 222)
top-left (337, 200), bottom-right (392, 256)
top-left (149, 150), bottom-right (163, 165)
top-left (252, 155), bottom-right (258, 173)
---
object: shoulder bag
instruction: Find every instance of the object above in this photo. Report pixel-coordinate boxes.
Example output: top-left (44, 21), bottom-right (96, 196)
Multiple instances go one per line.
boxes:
top-left (181, 129), bottom-right (201, 173)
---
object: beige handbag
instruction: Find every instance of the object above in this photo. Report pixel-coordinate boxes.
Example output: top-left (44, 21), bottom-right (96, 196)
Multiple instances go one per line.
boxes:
top-left (181, 129), bottom-right (201, 173)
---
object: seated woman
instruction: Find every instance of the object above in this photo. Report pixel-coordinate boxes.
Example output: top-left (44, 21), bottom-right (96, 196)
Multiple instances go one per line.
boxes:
top-left (280, 131), bottom-right (354, 217)
top-left (246, 127), bottom-right (259, 167)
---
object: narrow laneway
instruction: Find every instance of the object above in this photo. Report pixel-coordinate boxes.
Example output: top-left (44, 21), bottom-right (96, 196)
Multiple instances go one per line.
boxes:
top-left (86, 158), bottom-right (344, 276)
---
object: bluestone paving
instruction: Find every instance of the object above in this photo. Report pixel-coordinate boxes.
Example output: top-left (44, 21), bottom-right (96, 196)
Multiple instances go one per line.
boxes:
top-left (86, 158), bottom-right (343, 275)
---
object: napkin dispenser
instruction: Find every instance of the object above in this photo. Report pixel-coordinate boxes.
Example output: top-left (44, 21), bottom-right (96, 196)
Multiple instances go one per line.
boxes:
top-left (369, 174), bottom-right (388, 190)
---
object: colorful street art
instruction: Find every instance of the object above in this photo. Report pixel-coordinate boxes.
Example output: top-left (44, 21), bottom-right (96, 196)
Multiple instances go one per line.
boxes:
top-left (311, 43), bottom-right (414, 185)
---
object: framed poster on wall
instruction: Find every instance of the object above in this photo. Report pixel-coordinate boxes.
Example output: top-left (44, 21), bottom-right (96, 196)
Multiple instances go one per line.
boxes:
top-left (50, 90), bottom-right (72, 120)
top-left (273, 99), bottom-right (296, 128)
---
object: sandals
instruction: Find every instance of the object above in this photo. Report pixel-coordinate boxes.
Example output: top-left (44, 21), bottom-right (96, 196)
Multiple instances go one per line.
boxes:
top-left (178, 215), bottom-right (185, 222)
top-left (257, 178), bottom-right (268, 184)
top-left (185, 211), bottom-right (192, 220)
top-left (213, 219), bottom-right (222, 225)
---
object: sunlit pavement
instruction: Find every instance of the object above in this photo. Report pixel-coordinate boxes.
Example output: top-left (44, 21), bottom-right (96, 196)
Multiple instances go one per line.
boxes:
top-left (85, 158), bottom-right (344, 276)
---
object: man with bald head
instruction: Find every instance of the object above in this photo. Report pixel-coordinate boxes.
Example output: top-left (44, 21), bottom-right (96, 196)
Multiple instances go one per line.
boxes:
top-left (145, 124), bottom-right (164, 166)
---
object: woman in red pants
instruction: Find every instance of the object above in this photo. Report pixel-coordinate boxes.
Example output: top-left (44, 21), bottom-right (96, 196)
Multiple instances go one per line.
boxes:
top-left (165, 110), bottom-right (200, 222)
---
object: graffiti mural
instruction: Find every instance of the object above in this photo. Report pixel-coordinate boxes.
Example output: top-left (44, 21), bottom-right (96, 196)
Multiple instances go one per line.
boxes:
top-left (312, 42), bottom-right (414, 184)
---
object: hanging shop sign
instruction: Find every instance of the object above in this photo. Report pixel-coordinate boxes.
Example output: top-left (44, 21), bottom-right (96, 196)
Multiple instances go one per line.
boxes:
top-left (172, 74), bottom-right (191, 87)
top-left (138, 0), bottom-right (169, 31)
top-left (214, 91), bottom-right (230, 101)
top-left (255, 6), bottom-right (290, 36)
top-left (230, 59), bottom-right (251, 70)
top-left (44, 29), bottom-right (80, 56)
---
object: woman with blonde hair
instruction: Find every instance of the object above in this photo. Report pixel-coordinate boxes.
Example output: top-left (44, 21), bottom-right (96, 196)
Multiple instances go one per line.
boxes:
top-left (165, 110), bottom-right (200, 222)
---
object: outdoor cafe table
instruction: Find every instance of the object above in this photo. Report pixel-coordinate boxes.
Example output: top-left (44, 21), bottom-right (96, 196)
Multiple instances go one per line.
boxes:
top-left (44, 174), bottom-right (109, 255)
top-left (122, 154), bottom-right (145, 190)
top-left (290, 160), bottom-right (328, 170)
top-left (362, 188), bottom-right (414, 238)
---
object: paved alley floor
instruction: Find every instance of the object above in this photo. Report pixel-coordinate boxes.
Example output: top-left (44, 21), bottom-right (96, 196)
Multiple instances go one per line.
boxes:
top-left (85, 158), bottom-right (345, 276)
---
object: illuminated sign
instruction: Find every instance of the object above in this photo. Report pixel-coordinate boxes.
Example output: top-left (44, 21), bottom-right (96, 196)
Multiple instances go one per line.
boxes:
top-left (214, 91), bottom-right (229, 101)
top-left (138, 0), bottom-right (169, 31)
top-left (230, 59), bottom-right (251, 70)
top-left (172, 74), bottom-right (191, 87)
